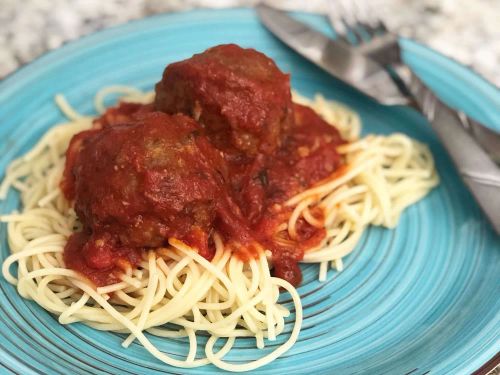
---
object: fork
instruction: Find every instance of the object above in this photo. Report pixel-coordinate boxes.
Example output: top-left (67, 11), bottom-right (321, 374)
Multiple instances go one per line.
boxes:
top-left (321, 0), bottom-right (500, 233)
top-left (326, 0), bottom-right (500, 164)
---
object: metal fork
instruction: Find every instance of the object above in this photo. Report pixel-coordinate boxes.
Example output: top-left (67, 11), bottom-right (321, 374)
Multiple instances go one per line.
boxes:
top-left (327, 0), bottom-right (500, 163)
top-left (322, 0), bottom-right (500, 233)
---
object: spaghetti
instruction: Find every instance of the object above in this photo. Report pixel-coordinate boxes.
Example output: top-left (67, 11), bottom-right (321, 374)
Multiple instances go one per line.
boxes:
top-left (0, 87), bottom-right (438, 371)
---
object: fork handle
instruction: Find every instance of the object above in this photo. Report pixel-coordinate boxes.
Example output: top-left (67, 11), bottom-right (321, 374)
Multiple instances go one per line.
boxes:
top-left (407, 72), bottom-right (500, 234)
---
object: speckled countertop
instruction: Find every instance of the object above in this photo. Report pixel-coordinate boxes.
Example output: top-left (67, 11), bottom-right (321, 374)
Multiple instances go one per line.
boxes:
top-left (0, 0), bottom-right (499, 87)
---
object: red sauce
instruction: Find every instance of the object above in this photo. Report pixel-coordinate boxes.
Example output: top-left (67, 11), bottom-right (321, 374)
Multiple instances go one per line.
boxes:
top-left (93, 102), bottom-right (154, 129)
top-left (62, 44), bottom-right (345, 288)
top-left (64, 231), bottom-right (142, 286)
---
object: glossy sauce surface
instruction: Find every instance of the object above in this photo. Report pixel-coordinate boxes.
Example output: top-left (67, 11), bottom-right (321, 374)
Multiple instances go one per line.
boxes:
top-left (62, 45), bottom-right (344, 287)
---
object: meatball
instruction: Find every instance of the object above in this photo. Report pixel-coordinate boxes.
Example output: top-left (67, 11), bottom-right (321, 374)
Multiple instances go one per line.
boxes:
top-left (280, 103), bottom-right (345, 186)
top-left (63, 112), bottom-right (227, 258)
top-left (226, 104), bottom-right (345, 225)
top-left (154, 44), bottom-right (294, 156)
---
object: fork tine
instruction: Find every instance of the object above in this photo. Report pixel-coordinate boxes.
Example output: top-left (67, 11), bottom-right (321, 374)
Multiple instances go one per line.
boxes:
top-left (343, 20), bottom-right (367, 45)
top-left (328, 0), bottom-right (382, 45)
top-left (367, 18), bottom-right (389, 37)
top-left (377, 20), bottom-right (388, 33)
top-left (354, 21), bottom-right (378, 42)
top-left (350, 0), bottom-right (390, 39)
top-left (328, 0), bottom-right (402, 69)
top-left (326, 0), bottom-right (350, 43)
top-left (340, 0), bottom-right (369, 44)
top-left (328, 0), bottom-right (414, 107)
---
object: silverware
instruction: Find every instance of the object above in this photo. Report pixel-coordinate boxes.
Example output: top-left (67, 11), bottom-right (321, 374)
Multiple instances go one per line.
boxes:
top-left (326, 0), bottom-right (500, 164)
top-left (256, 4), bottom-right (500, 234)
top-left (256, 4), bottom-right (407, 106)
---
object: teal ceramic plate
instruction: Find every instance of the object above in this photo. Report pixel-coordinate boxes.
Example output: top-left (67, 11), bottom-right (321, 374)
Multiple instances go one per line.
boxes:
top-left (0, 8), bottom-right (499, 375)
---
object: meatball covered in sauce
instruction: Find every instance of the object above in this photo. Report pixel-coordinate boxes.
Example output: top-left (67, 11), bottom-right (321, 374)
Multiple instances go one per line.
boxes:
top-left (63, 112), bottom-right (227, 273)
top-left (229, 103), bottom-right (345, 226)
top-left (154, 44), bottom-right (294, 156)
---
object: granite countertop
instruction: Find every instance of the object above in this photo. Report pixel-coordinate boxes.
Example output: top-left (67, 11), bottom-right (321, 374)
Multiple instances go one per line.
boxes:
top-left (0, 0), bottom-right (499, 87)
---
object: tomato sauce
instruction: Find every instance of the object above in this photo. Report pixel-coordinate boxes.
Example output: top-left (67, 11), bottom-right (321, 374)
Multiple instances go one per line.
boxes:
top-left (64, 231), bottom-right (143, 286)
top-left (62, 45), bottom-right (345, 288)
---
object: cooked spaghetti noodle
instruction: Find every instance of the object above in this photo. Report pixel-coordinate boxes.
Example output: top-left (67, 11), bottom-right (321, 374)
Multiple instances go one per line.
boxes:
top-left (0, 86), bottom-right (438, 372)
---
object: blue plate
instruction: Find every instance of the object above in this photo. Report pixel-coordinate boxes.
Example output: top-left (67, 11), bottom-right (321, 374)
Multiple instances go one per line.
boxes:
top-left (0, 8), bottom-right (499, 375)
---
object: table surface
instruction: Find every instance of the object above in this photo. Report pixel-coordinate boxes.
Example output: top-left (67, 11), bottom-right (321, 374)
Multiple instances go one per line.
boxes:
top-left (0, 0), bottom-right (499, 87)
